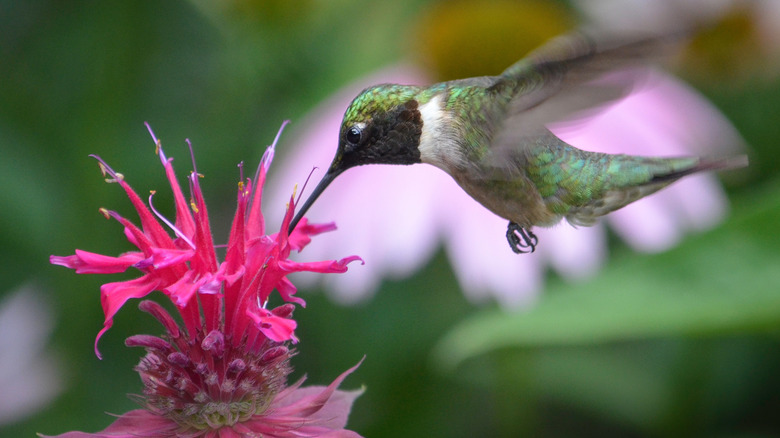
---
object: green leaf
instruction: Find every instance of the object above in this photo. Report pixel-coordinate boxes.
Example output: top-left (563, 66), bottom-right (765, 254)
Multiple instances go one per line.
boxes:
top-left (433, 180), bottom-right (780, 372)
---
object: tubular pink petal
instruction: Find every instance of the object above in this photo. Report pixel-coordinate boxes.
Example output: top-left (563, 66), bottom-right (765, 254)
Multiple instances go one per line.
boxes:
top-left (286, 219), bottom-right (339, 251)
top-left (162, 270), bottom-right (201, 307)
top-left (298, 220), bottom-right (338, 236)
top-left (275, 194), bottom-right (297, 247)
top-left (111, 172), bottom-right (179, 251)
top-left (279, 256), bottom-right (364, 275)
top-left (95, 276), bottom-right (160, 358)
top-left (137, 300), bottom-right (180, 339)
top-left (198, 275), bottom-right (223, 295)
top-left (276, 278), bottom-right (306, 307)
top-left (221, 262), bottom-right (245, 287)
top-left (271, 303), bottom-right (296, 319)
top-left (144, 247), bottom-right (194, 270)
top-left (163, 156), bottom-right (197, 239)
top-left (124, 334), bottom-right (174, 352)
top-left (50, 250), bottom-right (142, 274)
top-left (245, 175), bottom-right (267, 240)
top-left (108, 210), bottom-right (172, 258)
top-left (224, 182), bottom-right (249, 274)
top-left (260, 143), bottom-right (275, 175)
top-left (247, 308), bottom-right (298, 343)
top-left (99, 277), bottom-right (160, 322)
top-left (246, 121), bottom-right (290, 242)
top-left (188, 181), bottom-right (219, 277)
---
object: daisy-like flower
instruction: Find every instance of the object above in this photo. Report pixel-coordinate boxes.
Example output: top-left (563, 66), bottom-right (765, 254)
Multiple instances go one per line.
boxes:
top-left (268, 64), bottom-right (745, 308)
top-left (46, 123), bottom-right (364, 437)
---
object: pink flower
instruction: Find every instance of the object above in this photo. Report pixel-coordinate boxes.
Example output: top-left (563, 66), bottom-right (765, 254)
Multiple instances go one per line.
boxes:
top-left (46, 123), bottom-right (364, 437)
top-left (0, 284), bottom-right (62, 425)
top-left (268, 65), bottom-right (745, 307)
top-left (574, 0), bottom-right (780, 41)
top-left (573, 0), bottom-right (780, 80)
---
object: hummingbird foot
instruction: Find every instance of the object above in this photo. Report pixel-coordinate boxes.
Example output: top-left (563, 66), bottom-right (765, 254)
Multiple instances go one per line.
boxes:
top-left (506, 222), bottom-right (538, 254)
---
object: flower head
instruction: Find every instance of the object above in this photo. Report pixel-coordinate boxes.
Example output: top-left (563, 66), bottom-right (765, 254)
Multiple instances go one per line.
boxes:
top-left (47, 123), bottom-right (364, 437)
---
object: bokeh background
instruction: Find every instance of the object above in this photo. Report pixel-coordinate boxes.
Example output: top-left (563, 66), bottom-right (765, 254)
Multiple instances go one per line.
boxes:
top-left (2, 0), bottom-right (780, 436)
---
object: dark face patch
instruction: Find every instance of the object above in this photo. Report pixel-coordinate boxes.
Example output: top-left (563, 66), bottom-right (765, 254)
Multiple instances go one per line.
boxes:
top-left (335, 99), bottom-right (423, 171)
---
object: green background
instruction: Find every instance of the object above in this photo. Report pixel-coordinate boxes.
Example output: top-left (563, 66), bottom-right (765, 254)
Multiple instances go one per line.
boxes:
top-left (2, 1), bottom-right (779, 436)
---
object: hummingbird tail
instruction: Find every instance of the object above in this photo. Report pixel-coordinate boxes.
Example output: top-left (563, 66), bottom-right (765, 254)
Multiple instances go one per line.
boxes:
top-left (563, 153), bottom-right (747, 227)
top-left (648, 154), bottom-right (748, 185)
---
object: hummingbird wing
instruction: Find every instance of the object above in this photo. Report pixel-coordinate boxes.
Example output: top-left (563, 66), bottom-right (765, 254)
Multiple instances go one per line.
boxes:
top-left (488, 30), bottom-right (685, 157)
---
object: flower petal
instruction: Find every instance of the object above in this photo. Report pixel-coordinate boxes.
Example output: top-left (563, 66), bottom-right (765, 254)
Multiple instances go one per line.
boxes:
top-left (246, 308), bottom-right (298, 343)
top-left (38, 409), bottom-right (178, 437)
top-left (50, 249), bottom-right (143, 275)
top-left (271, 358), bottom-right (364, 419)
top-left (95, 276), bottom-right (160, 358)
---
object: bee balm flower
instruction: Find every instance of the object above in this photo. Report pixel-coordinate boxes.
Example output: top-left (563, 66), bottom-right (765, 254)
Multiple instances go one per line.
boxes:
top-left (46, 123), bottom-right (364, 438)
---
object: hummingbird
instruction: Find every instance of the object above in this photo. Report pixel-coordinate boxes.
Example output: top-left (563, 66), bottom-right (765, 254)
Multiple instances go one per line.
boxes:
top-left (287, 31), bottom-right (747, 254)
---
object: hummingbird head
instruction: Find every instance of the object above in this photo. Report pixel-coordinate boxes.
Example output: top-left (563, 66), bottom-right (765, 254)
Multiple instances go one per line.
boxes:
top-left (288, 84), bottom-right (424, 232)
top-left (335, 84), bottom-right (425, 169)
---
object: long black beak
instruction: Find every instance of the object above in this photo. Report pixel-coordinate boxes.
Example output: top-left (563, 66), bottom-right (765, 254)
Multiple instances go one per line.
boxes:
top-left (287, 168), bottom-right (342, 234)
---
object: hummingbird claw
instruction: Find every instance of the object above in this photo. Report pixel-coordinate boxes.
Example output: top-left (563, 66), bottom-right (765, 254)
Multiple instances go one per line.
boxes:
top-left (506, 222), bottom-right (538, 254)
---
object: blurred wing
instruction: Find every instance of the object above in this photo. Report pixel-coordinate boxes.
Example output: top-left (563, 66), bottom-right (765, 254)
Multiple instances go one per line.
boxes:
top-left (487, 30), bottom-right (686, 168)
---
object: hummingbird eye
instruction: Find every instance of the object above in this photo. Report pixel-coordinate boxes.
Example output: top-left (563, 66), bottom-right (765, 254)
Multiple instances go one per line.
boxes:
top-left (345, 126), bottom-right (363, 145)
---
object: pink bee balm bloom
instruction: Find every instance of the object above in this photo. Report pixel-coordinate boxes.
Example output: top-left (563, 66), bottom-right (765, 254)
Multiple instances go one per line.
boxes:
top-left (268, 65), bottom-right (745, 307)
top-left (46, 123), bottom-right (364, 437)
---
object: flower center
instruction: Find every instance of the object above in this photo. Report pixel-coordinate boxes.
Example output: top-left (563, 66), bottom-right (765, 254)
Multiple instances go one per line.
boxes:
top-left (130, 324), bottom-right (292, 432)
top-left (174, 396), bottom-right (271, 430)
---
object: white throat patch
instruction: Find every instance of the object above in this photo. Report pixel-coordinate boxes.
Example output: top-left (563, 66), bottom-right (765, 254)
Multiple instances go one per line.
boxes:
top-left (418, 94), bottom-right (462, 170)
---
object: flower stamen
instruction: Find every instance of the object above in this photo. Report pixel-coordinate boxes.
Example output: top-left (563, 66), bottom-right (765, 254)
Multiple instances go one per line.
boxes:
top-left (148, 190), bottom-right (197, 250)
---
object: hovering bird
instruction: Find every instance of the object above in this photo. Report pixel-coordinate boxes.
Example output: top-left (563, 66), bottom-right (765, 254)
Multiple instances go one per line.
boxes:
top-left (288, 31), bottom-right (747, 254)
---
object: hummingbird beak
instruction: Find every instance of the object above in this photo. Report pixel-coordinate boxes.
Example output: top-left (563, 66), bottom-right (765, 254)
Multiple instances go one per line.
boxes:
top-left (287, 167), bottom-right (342, 234)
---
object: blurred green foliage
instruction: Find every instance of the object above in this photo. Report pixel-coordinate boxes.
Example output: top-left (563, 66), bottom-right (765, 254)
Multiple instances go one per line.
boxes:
top-left (1, 1), bottom-right (779, 437)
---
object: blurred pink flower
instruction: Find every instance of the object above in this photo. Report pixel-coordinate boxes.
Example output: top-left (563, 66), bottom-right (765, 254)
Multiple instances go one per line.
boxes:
top-left (46, 124), bottom-right (363, 437)
top-left (573, 0), bottom-right (780, 79)
top-left (0, 284), bottom-right (62, 426)
top-left (574, 0), bottom-right (780, 38)
top-left (268, 65), bottom-right (744, 307)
